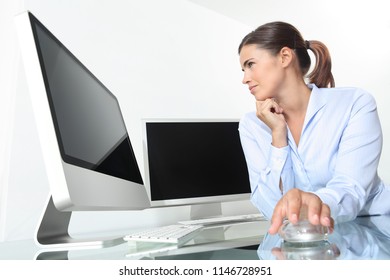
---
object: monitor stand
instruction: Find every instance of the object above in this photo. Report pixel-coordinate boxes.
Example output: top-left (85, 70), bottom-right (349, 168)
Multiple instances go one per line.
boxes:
top-left (36, 196), bottom-right (124, 249)
top-left (186, 201), bottom-right (263, 226)
top-left (189, 202), bottom-right (222, 220)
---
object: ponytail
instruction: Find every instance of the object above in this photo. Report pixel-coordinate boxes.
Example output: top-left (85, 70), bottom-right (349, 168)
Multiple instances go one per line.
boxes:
top-left (306, 40), bottom-right (335, 88)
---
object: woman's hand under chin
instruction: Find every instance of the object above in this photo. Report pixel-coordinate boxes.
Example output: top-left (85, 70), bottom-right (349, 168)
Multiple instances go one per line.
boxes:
top-left (256, 98), bottom-right (288, 148)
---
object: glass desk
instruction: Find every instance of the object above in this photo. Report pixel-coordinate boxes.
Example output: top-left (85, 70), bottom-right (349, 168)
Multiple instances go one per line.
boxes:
top-left (258, 215), bottom-right (390, 260)
top-left (1, 215), bottom-right (390, 260)
top-left (0, 221), bottom-right (269, 260)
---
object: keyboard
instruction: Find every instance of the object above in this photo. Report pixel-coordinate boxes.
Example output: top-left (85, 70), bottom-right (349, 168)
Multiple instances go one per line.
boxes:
top-left (178, 213), bottom-right (266, 226)
top-left (123, 224), bottom-right (203, 247)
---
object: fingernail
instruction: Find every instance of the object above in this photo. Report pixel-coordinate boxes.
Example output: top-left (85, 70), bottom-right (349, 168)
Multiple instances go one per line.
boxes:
top-left (291, 213), bottom-right (298, 222)
top-left (323, 216), bottom-right (330, 226)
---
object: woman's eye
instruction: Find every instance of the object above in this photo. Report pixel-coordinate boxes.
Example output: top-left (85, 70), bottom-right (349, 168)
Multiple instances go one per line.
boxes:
top-left (248, 62), bottom-right (254, 68)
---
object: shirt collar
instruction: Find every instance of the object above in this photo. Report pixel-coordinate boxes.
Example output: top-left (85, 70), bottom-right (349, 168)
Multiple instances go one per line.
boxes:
top-left (303, 84), bottom-right (327, 131)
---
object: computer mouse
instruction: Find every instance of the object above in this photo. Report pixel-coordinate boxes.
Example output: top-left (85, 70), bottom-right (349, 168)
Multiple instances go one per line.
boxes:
top-left (279, 219), bottom-right (330, 243)
top-left (278, 208), bottom-right (330, 243)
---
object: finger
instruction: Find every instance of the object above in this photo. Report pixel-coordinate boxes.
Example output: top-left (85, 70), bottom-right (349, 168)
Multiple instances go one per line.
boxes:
top-left (285, 189), bottom-right (302, 224)
top-left (319, 203), bottom-right (333, 229)
top-left (257, 99), bottom-right (272, 112)
top-left (268, 98), bottom-right (284, 113)
top-left (268, 201), bottom-right (285, 235)
top-left (255, 100), bottom-right (265, 108)
top-left (271, 99), bottom-right (283, 114)
top-left (258, 99), bottom-right (281, 114)
top-left (305, 195), bottom-right (323, 225)
top-left (256, 100), bottom-right (268, 117)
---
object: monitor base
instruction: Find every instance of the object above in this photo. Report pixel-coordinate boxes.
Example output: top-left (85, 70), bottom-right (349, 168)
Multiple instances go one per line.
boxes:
top-left (36, 196), bottom-right (125, 250)
top-left (190, 202), bottom-right (222, 220)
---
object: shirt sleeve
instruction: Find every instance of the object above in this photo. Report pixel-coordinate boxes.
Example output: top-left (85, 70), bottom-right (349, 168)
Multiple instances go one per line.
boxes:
top-left (239, 114), bottom-right (295, 219)
top-left (314, 91), bottom-right (383, 223)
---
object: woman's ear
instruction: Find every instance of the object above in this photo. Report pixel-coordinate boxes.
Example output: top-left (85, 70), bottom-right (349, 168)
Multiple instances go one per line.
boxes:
top-left (279, 47), bottom-right (293, 67)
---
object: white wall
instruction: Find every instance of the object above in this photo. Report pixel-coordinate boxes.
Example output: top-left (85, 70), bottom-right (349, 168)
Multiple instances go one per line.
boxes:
top-left (1, 0), bottom-right (255, 242)
top-left (0, 0), bottom-right (25, 242)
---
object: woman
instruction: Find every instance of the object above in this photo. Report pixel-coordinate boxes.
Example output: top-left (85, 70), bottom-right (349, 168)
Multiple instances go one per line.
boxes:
top-left (238, 21), bottom-right (390, 235)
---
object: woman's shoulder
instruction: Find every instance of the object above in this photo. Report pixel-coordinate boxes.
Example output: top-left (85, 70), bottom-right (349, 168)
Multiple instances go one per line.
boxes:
top-left (315, 84), bottom-right (374, 98)
top-left (314, 84), bottom-right (377, 106)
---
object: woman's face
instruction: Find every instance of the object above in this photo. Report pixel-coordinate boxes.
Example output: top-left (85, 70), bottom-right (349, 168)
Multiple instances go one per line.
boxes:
top-left (239, 44), bottom-right (285, 101)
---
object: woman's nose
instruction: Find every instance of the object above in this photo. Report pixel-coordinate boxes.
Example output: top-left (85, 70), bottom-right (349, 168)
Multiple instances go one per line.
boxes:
top-left (242, 71), bottom-right (250, 84)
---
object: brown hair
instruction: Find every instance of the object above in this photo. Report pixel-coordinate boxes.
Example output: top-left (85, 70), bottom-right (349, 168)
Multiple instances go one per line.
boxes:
top-left (238, 22), bottom-right (335, 88)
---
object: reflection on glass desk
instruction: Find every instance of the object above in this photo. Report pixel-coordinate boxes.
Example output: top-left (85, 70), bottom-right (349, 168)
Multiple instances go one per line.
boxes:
top-left (258, 215), bottom-right (390, 260)
top-left (0, 221), bottom-right (269, 260)
top-left (2, 215), bottom-right (390, 260)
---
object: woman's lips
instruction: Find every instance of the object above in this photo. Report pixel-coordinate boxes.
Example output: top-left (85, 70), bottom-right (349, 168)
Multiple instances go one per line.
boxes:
top-left (249, 85), bottom-right (257, 94)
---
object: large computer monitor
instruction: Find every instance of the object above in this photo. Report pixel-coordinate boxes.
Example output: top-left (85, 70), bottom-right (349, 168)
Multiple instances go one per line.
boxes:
top-left (15, 11), bottom-right (150, 248)
top-left (142, 119), bottom-right (251, 220)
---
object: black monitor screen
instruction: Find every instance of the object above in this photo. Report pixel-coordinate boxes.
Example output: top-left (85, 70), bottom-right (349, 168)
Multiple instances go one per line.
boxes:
top-left (145, 122), bottom-right (251, 201)
top-left (30, 14), bottom-right (142, 183)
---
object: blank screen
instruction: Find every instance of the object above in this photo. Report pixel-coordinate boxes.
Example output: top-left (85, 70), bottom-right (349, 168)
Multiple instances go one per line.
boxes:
top-left (31, 15), bottom-right (142, 183)
top-left (145, 122), bottom-right (251, 201)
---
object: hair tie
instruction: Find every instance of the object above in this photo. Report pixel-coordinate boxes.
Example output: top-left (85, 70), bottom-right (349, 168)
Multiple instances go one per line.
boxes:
top-left (305, 40), bottom-right (311, 50)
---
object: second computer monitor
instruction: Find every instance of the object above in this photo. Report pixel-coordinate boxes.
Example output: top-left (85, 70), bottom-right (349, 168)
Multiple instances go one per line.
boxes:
top-left (142, 119), bottom-right (251, 219)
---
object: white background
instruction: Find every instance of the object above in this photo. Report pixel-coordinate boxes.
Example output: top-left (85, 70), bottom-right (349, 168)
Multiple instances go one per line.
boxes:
top-left (1, 0), bottom-right (389, 242)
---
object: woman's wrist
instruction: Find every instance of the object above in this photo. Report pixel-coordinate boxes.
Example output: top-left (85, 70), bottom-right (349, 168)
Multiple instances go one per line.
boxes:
top-left (272, 126), bottom-right (287, 148)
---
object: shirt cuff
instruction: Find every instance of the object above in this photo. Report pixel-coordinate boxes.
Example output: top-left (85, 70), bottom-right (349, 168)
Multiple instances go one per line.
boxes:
top-left (269, 145), bottom-right (290, 171)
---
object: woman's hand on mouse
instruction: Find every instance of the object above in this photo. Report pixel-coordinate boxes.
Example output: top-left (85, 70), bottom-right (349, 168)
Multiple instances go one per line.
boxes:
top-left (268, 188), bottom-right (334, 235)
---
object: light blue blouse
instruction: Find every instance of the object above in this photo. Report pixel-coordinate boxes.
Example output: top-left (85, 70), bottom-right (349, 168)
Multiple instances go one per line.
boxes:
top-left (239, 84), bottom-right (390, 223)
